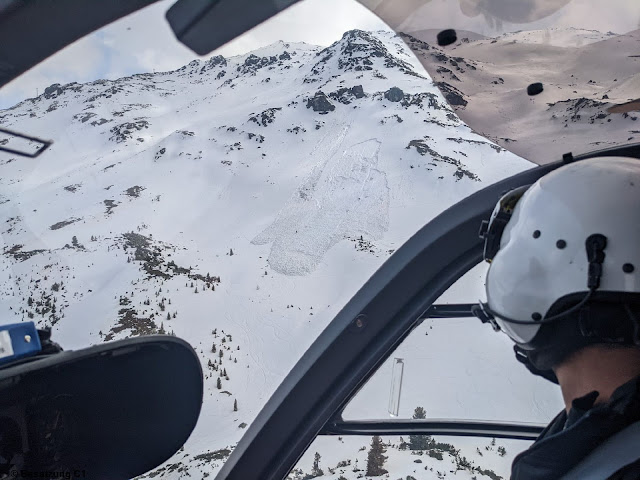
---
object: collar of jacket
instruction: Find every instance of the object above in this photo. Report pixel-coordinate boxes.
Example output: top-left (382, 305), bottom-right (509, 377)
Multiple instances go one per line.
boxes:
top-left (511, 376), bottom-right (640, 480)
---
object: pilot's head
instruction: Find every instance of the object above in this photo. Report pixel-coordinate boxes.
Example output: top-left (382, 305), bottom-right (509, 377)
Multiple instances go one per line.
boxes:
top-left (479, 157), bottom-right (640, 379)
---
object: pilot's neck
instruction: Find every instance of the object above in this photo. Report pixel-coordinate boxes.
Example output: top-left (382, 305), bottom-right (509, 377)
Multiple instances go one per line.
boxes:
top-left (553, 345), bottom-right (640, 412)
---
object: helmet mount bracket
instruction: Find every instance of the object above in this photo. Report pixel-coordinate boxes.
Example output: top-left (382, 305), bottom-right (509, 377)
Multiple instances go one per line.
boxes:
top-left (586, 234), bottom-right (607, 290)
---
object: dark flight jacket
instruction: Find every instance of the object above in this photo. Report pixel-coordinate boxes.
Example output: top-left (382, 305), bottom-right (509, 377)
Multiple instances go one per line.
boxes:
top-left (511, 376), bottom-right (640, 480)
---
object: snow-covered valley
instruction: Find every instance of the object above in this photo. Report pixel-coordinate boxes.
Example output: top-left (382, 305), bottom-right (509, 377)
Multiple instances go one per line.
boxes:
top-left (0, 28), bottom-right (561, 479)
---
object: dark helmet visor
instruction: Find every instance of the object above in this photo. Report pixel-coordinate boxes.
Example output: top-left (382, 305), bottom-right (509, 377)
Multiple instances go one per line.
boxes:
top-left (479, 184), bottom-right (530, 262)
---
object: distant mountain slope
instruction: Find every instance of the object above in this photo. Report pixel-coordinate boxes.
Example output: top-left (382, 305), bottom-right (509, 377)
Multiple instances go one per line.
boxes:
top-left (0, 30), bottom-right (538, 478)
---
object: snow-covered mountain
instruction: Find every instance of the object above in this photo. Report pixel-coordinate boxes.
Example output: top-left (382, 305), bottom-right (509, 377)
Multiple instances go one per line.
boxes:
top-left (0, 29), bottom-right (553, 478)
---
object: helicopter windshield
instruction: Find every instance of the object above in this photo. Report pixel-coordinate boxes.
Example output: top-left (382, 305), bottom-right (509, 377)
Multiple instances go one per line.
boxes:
top-left (1, 0), bottom-right (637, 479)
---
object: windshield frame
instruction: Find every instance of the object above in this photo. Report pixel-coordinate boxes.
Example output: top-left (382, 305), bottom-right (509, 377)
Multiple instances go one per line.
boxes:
top-left (215, 142), bottom-right (640, 480)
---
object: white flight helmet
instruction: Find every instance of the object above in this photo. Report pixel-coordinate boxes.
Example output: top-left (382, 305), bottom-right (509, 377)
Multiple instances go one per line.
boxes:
top-left (482, 157), bottom-right (640, 362)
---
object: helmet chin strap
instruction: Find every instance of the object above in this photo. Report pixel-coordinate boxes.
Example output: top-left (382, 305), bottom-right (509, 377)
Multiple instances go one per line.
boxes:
top-left (474, 234), bottom-right (607, 330)
top-left (623, 304), bottom-right (640, 345)
top-left (513, 345), bottom-right (559, 384)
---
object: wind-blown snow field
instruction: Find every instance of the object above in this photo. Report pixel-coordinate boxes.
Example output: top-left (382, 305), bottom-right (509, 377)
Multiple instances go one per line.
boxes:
top-left (0, 29), bottom-right (560, 478)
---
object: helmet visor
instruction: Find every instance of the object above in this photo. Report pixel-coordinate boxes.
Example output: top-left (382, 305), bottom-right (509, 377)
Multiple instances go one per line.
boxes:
top-left (480, 184), bottom-right (530, 262)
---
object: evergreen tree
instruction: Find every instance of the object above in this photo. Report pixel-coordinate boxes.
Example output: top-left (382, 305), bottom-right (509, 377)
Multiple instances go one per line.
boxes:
top-left (311, 452), bottom-right (323, 477)
top-left (166, 312), bottom-right (171, 321)
top-left (234, 399), bottom-right (238, 412)
top-left (398, 437), bottom-right (408, 450)
top-left (216, 377), bottom-right (222, 389)
top-left (409, 406), bottom-right (432, 450)
top-left (366, 436), bottom-right (388, 476)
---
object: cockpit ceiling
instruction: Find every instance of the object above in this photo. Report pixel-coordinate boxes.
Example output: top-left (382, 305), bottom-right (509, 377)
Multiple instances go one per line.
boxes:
top-left (358, 0), bottom-right (640, 164)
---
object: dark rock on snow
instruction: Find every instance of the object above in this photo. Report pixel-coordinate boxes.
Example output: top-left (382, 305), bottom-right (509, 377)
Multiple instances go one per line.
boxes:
top-left (384, 87), bottom-right (404, 102)
top-left (307, 91), bottom-right (335, 113)
top-left (328, 85), bottom-right (366, 104)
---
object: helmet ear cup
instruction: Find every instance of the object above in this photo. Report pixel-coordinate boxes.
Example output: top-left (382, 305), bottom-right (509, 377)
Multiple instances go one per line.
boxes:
top-left (513, 294), bottom-right (640, 372)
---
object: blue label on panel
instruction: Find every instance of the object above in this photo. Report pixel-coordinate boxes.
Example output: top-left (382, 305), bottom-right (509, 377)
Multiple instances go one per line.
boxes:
top-left (0, 322), bottom-right (42, 366)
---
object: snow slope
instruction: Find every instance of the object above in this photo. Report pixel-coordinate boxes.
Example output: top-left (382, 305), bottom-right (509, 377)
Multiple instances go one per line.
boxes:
top-left (0, 30), bottom-right (552, 479)
top-left (290, 435), bottom-right (529, 480)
